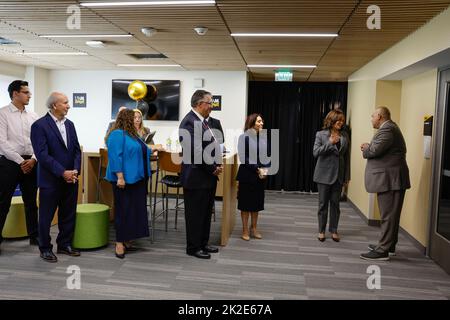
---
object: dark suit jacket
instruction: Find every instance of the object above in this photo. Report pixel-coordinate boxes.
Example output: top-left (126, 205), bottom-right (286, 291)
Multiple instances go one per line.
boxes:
top-left (179, 110), bottom-right (221, 190)
top-left (236, 131), bottom-right (270, 184)
top-left (207, 117), bottom-right (224, 144)
top-left (313, 129), bottom-right (350, 185)
top-left (363, 120), bottom-right (410, 193)
top-left (30, 113), bottom-right (81, 188)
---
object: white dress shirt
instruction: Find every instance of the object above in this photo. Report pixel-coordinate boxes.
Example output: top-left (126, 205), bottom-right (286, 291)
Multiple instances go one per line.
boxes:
top-left (48, 111), bottom-right (68, 148)
top-left (0, 103), bottom-right (39, 165)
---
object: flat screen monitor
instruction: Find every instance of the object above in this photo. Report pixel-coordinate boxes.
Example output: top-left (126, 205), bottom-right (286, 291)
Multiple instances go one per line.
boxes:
top-left (111, 79), bottom-right (180, 120)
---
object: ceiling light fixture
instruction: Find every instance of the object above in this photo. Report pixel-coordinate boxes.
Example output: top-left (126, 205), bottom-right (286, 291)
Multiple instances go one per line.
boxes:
top-left (141, 27), bottom-right (157, 37)
top-left (80, 1), bottom-right (216, 7)
top-left (232, 33), bottom-right (338, 38)
top-left (86, 40), bottom-right (106, 48)
top-left (194, 26), bottom-right (208, 36)
top-left (17, 52), bottom-right (88, 56)
top-left (247, 64), bottom-right (316, 68)
top-left (39, 34), bottom-right (132, 38)
top-left (117, 64), bottom-right (182, 67)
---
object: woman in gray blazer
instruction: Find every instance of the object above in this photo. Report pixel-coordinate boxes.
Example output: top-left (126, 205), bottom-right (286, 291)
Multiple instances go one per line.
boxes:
top-left (313, 109), bottom-right (350, 242)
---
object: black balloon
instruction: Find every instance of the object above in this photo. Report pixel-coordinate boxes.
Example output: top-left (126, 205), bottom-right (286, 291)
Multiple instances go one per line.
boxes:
top-left (136, 100), bottom-right (149, 117)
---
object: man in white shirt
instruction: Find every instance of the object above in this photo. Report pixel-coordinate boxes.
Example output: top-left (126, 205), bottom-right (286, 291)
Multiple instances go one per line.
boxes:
top-left (0, 80), bottom-right (39, 254)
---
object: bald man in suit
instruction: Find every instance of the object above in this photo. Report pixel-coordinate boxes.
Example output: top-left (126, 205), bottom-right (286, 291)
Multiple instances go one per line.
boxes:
top-left (360, 106), bottom-right (410, 261)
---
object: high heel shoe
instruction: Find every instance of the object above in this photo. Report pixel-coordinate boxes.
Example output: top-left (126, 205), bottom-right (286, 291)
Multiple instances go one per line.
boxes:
top-left (124, 242), bottom-right (138, 252)
top-left (331, 233), bottom-right (340, 242)
top-left (318, 233), bottom-right (326, 242)
top-left (250, 229), bottom-right (262, 239)
top-left (241, 232), bottom-right (250, 241)
top-left (115, 244), bottom-right (125, 259)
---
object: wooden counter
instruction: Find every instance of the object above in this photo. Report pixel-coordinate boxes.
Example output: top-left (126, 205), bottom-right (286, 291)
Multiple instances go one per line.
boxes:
top-left (81, 151), bottom-right (238, 245)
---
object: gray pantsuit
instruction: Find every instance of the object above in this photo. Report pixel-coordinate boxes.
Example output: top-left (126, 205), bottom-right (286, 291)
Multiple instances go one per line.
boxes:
top-left (313, 129), bottom-right (350, 233)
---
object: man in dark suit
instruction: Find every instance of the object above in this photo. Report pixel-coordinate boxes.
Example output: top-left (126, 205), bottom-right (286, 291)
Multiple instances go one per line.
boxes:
top-left (31, 92), bottom-right (82, 263)
top-left (179, 90), bottom-right (223, 259)
top-left (360, 106), bottom-right (410, 261)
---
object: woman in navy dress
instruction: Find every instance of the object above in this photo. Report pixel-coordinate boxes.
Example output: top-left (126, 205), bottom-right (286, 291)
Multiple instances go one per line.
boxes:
top-left (236, 114), bottom-right (269, 241)
top-left (105, 109), bottom-right (152, 259)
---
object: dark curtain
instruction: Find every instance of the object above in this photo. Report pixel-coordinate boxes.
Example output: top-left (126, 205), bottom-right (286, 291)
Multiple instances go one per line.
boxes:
top-left (247, 81), bottom-right (348, 192)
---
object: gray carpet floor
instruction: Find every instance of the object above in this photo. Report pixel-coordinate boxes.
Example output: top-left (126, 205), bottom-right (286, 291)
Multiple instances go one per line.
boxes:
top-left (1, 192), bottom-right (450, 300)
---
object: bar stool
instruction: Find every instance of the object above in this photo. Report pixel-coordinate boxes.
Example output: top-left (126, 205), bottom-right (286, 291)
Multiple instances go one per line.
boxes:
top-left (151, 151), bottom-right (183, 242)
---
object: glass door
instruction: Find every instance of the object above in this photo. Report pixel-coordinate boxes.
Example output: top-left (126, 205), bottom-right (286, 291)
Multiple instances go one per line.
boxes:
top-left (429, 67), bottom-right (450, 274)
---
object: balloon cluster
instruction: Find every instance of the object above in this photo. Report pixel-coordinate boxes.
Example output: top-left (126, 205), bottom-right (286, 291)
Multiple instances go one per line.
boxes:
top-left (127, 80), bottom-right (158, 119)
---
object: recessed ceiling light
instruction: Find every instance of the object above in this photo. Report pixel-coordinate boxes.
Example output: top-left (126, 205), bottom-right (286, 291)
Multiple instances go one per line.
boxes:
top-left (39, 34), bottom-right (132, 38)
top-left (232, 33), bottom-right (338, 38)
top-left (247, 64), bottom-right (316, 68)
top-left (80, 1), bottom-right (215, 7)
top-left (86, 40), bottom-right (106, 48)
top-left (117, 64), bottom-right (182, 67)
top-left (17, 52), bottom-right (88, 56)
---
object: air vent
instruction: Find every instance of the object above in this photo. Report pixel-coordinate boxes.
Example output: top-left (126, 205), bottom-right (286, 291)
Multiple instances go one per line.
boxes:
top-left (127, 53), bottom-right (168, 59)
top-left (0, 37), bottom-right (20, 45)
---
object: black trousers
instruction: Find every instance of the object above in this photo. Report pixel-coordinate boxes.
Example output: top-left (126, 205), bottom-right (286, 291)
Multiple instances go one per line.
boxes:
top-left (183, 187), bottom-right (216, 254)
top-left (38, 181), bottom-right (78, 252)
top-left (317, 181), bottom-right (342, 233)
top-left (0, 156), bottom-right (38, 243)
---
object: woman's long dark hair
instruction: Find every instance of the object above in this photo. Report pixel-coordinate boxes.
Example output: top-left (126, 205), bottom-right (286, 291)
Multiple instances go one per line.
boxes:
top-left (105, 109), bottom-right (138, 142)
top-left (244, 113), bottom-right (263, 131)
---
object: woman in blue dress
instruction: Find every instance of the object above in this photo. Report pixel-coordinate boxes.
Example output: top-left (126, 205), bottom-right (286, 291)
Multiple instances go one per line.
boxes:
top-left (105, 109), bottom-right (151, 259)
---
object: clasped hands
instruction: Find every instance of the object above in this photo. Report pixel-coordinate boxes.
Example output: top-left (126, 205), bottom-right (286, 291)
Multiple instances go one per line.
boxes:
top-left (360, 143), bottom-right (370, 152)
top-left (63, 170), bottom-right (78, 184)
top-left (213, 165), bottom-right (223, 176)
top-left (20, 158), bottom-right (36, 174)
top-left (329, 134), bottom-right (340, 145)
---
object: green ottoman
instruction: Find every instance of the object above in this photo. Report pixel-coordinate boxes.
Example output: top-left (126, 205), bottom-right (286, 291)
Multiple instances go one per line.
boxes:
top-left (72, 203), bottom-right (110, 249)
top-left (2, 197), bottom-right (28, 238)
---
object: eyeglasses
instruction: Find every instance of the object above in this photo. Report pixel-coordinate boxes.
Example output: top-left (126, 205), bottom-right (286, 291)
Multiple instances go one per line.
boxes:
top-left (201, 101), bottom-right (213, 105)
top-left (19, 91), bottom-right (31, 95)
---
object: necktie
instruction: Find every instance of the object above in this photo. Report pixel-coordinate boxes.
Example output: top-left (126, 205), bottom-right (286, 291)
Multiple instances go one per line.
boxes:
top-left (202, 119), bottom-right (217, 142)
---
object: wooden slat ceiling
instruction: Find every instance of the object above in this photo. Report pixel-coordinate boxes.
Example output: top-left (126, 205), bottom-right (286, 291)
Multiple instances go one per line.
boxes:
top-left (0, 0), bottom-right (449, 80)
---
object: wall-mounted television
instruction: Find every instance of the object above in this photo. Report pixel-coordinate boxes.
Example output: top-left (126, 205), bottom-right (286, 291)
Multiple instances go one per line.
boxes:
top-left (111, 79), bottom-right (180, 120)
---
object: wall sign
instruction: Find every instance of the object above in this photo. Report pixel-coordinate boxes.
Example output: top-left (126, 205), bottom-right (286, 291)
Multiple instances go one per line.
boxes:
top-left (212, 95), bottom-right (221, 111)
top-left (73, 93), bottom-right (87, 108)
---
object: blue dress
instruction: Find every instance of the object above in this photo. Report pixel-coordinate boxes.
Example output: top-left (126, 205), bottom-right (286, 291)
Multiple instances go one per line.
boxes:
top-left (106, 130), bottom-right (150, 242)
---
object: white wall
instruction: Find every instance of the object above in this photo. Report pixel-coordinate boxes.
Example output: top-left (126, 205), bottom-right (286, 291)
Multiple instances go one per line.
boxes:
top-left (25, 66), bottom-right (49, 114)
top-left (48, 70), bottom-right (248, 152)
top-left (0, 74), bottom-right (17, 107)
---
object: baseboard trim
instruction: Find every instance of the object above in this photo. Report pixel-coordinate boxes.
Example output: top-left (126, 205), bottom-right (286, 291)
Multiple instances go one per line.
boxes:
top-left (346, 198), bottom-right (380, 227)
top-left (347, 197), bottom-right (426, 255)
top-left (398, 226), bottom-right (427, 255)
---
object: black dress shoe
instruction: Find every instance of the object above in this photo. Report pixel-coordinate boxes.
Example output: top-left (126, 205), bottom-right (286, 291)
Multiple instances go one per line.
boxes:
top-left (368, 244), bottom-right (396, 256)
top-left (40, 250), bottom-right (58, 263)
top-left (202, 245), bottom-right (219, 253)
top-left (187, 250), bottom-right (211, 259)
top-left (29, 237), bottom-right (39, 246)
top-left (57, 246), bottom-right (81, 257)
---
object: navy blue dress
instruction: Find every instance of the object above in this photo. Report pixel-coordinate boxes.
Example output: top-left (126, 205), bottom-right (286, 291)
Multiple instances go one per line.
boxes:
top-left (112, 138), bottom-right (149, 242)
top-left (236, 132), bottom-right (268, 212)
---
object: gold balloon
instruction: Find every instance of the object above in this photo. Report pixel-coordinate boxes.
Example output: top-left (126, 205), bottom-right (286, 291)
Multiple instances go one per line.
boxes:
top-left (128, 80), bottom-right (148, 101)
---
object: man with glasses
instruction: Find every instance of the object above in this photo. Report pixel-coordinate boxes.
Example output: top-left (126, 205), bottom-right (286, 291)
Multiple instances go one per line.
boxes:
top-left (0, 80), bottom-right (39, 255)
top-left (179, 90), bottom-right (223, 259)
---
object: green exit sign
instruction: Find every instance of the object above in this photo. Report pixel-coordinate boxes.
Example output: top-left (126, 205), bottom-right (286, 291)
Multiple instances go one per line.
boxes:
top-left (275, 71), bottom-right (293, 81)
